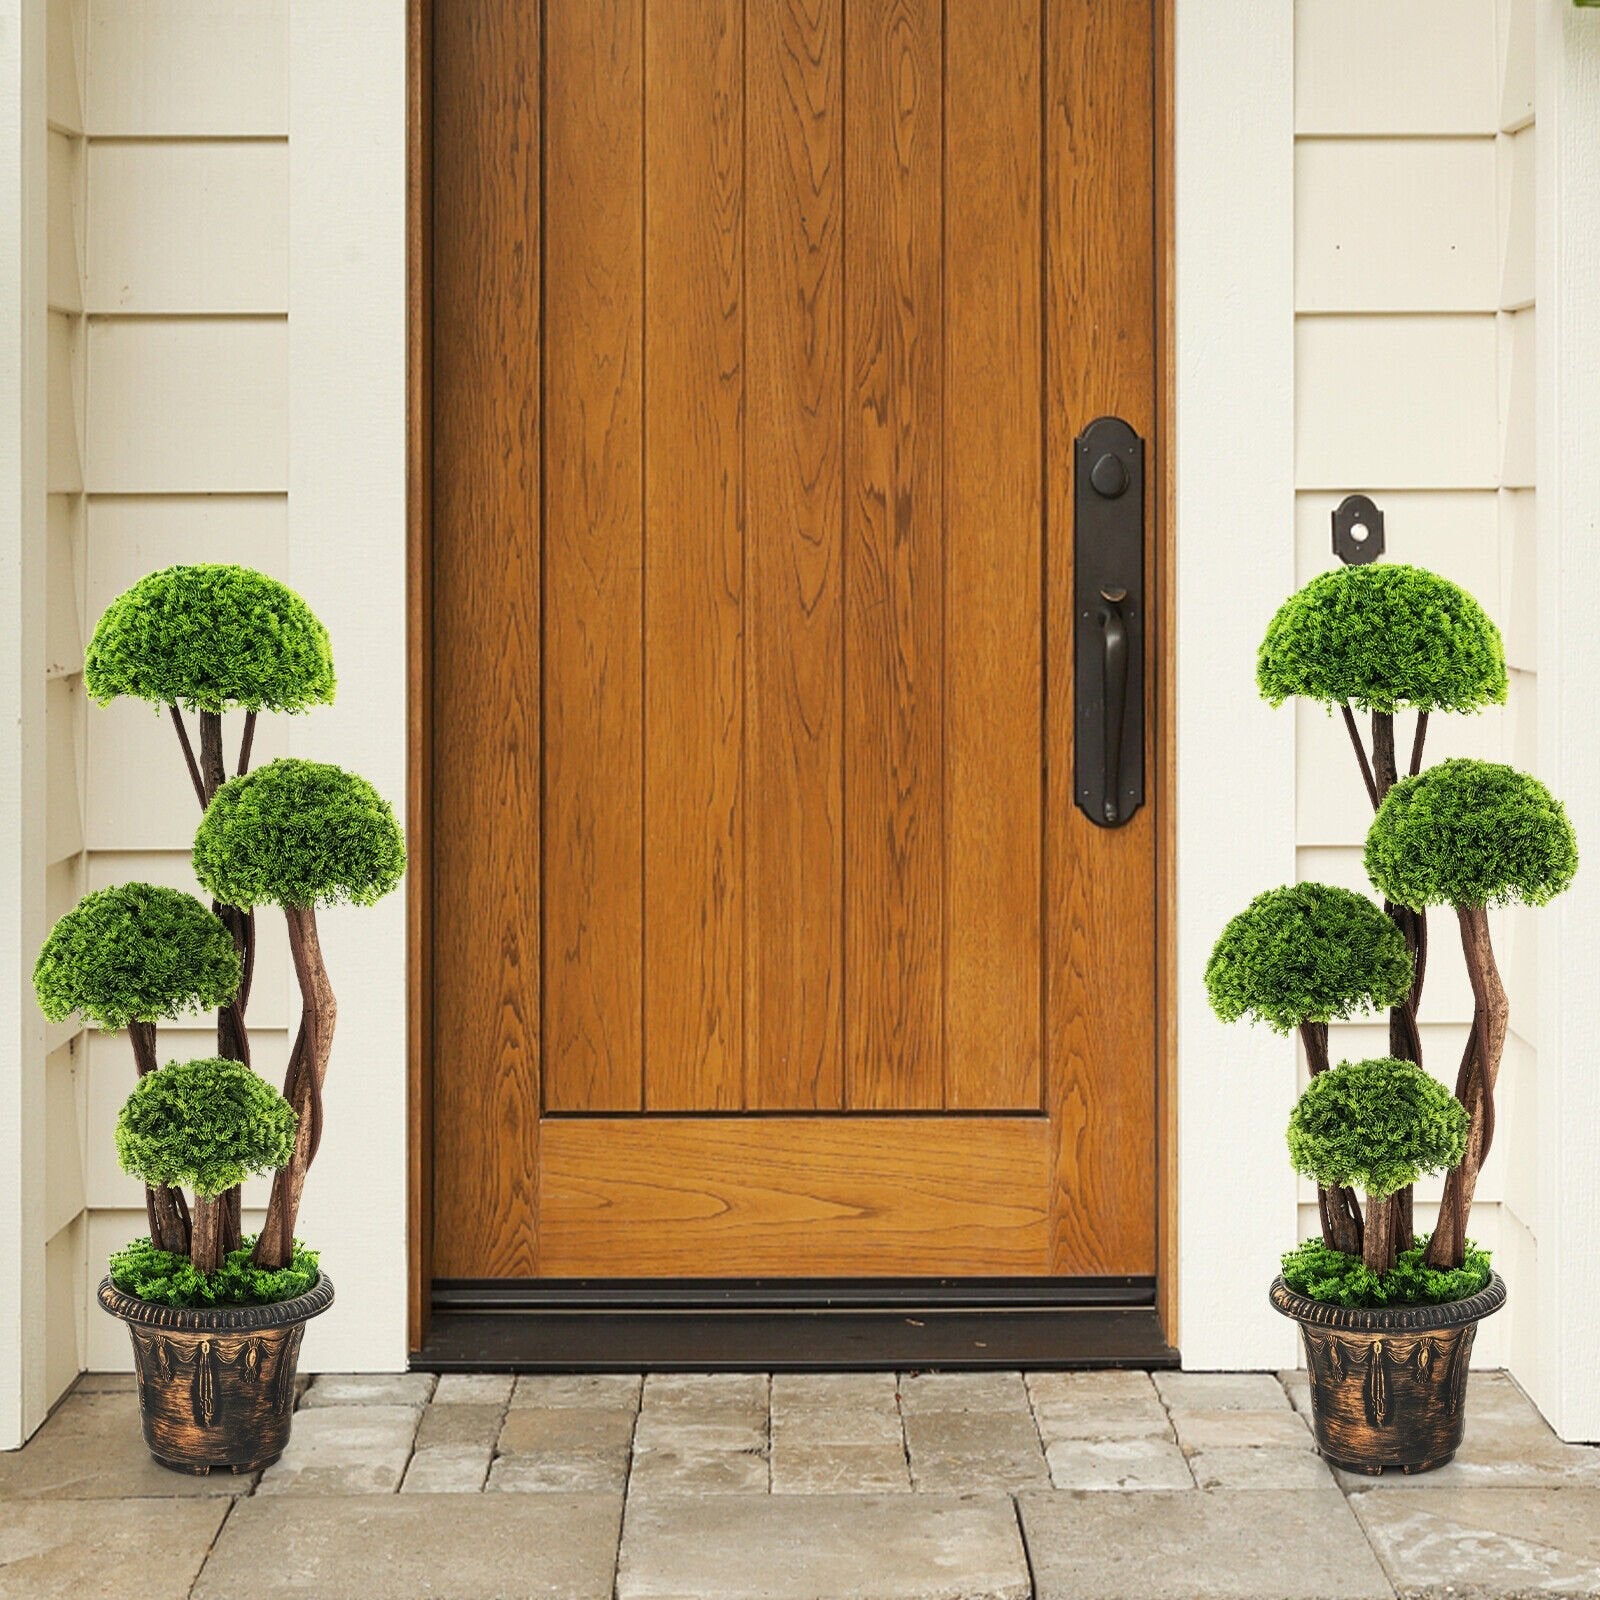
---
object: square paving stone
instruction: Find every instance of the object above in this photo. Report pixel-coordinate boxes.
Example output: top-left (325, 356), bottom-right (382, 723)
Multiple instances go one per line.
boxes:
top-left (433, 1372), bottom-right (515, 1407)
top-left (0, 1499), bottom-right (229, 1600)
top-left (1170, 1407), bottom-right (1315, 1451)
top-left (1019, 1486), bottom-right (1392, 1599)
top-left (770, 1439), bottom-right (912, 1494)
top-left (896, 1370), bottom-right (1030, 1414)
top-left (255, 1403), bottom-right (420, 1495)
top-left (903, 1408), bottom-right (1050, 1492)
top-left (642, 1372), bottom-right (769, 1419)
top-left (1152, 1371), bottom-right (1291, 1412)
top-left (194, 1493), bottom-right (624, 1600)
top-left (512, 1372), bottom-right (642, 1410)
top-left (770, 1372), bottom-right (900, 1414)
top-left (629, 1416), bottom-right (770, 1495)
top-left (1027, 1371), bottom-right (1173, 1442)
top-left (0, 1392), bottom-right (251, 1499)
top-left (70, 1373), bottom-right (137, 1393)
top-left (1186, 1446), bottom-right (1339, 1490)
top-left (616, 1492), bottom-right (1030, 1600)
top-left (1351, 1486), bottom-right (1600, 1596)
top-left (492, 1406), bottom-right (636, 1493)
top-left (300, 1371), bottom-right (436, 1408)
top-left (1045, 1435), bottom-right (1194, 1491)
top-left (401, 1443), bottom-right (492, 1493)
top-left (416, 1402), bottom-right (503, 1450)
top-left (770, 1405), bottom-right (905, 1448)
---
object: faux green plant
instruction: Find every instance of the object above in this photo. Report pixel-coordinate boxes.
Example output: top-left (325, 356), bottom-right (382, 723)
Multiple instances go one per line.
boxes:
top-left (194, 758), bottom-right (405, 1270)
top-left (81, 564), bottom-right (338, 1253)
top-left (1367, 758), bottom-right (1577, 1271)
top-left (117, 1058), bottom-right (298, 1273)
top-left (33, 884), bottom-right (241, 1254)
top-left (1206, 882), bottom-right (1413, 1255)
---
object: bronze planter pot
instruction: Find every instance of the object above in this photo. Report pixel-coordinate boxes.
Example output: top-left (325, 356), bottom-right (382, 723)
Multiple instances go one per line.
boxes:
top-left (1270, 1272), bottom-right (1505, 1475)
top-left (97, 1273), bottom-right (334, 1475)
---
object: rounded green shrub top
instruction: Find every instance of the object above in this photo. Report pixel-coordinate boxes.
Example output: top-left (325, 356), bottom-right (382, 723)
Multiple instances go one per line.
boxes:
top-left (84, 565), bottom-right (335, 714)
top-left (116, 1057), bottom-right (298, 1197)
top-left (33, 884), bottom-right (241, 1030)
top-left (1257, 563), bottom-right (1506, 714)
top-left (192, 758), bottom-right (405, 910)
top-left (1365, 758), bottom-right (1578, 910)
top-left (1287, 1057), bottom-right (1469, 1200)
top-left (1206, 882), bottom-right (1413, 1033)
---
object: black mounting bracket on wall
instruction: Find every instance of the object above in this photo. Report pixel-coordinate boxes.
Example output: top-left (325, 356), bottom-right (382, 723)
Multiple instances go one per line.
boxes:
top-left (1332, 493), bottom-right (1385, 565)
top-left (1074, 416), bottom-right (1145, 828)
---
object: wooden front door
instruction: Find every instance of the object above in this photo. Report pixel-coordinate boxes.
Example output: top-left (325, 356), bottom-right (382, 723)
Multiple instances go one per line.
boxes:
top-left (426, 0), bottom-right (1159, 1284)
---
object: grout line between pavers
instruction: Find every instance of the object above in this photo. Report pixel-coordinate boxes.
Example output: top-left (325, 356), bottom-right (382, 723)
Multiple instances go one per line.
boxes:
top-left (612, 1390), bottom-right (645, 1600)
top-left (185, 1490), bottom-right (238, 1600)
top-left (1010, 1491), bottom-right (1039, 1600)
top-left (1151, 1369), bottom-right (1199, 1488)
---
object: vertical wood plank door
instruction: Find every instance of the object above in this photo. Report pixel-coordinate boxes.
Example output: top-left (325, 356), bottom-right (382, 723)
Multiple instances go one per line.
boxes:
top-left (430, 0), bottom-right (1158, 1282)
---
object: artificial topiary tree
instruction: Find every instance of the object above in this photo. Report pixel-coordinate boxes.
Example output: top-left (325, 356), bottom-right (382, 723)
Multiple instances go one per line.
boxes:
top-left (1287, 1058), bottom-right (1469, 1273)
top-left (33, 884), bottom-right (242, 1253)
top-left (193, 758), bottom-right (405, 1269)
top-left (1366, 758), bottom-right (1577, 1270)
top-left (1206, 883), bottom-right (1413, 1253)
top-left (84, 565), bottom-right (334, 1254)
top-left (116, 1058), bottom-right (298, 1273)
top-left (1256, 561), bottom-right (1507, 1241)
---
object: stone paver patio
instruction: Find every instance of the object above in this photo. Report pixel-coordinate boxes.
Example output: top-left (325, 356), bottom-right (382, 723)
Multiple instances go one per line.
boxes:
top-left (1, 1367), bottom-right (1597, 1598)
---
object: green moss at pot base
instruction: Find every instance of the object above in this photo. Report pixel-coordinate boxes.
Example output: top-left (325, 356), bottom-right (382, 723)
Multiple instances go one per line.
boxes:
top-left (1281, 1235), bottom-right (1492, 1309)
top-left (110, 1234), bottom-right (319, 1308)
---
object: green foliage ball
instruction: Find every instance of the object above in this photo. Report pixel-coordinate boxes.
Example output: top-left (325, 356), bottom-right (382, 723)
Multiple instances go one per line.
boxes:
top-left (84, 564), bottom-right (335, 715)
top-left (1287, 1057), bottom-right (1469, 1200)
top-left (110, 1235), bottom-right (319, 1305)
top-left (192, 758), bottom-right (406, 910)
top-left (1365, 758), bottom-right (1578, 910)
top-left (116, 1057), bottom-right (297, 1197)
top-left (33, 884), bottom-right (241, 1030)
top-left (1205, 882), bottom-right (1413, 1033)
top-left (1257, 563), bottom-right (1506, 715)
top-left (1281, 1234), bottom-right (1492, 1308)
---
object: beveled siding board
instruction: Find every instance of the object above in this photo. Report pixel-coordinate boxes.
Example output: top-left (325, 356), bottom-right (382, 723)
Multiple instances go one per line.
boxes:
top-left (85, 693), bottom-right (288, 850)
top-left (1295, 139), bottom-right (1496, 314)
top-left (86, 141), bottom-right (287, 314)
top-left (43, 1042), bottom-right (84, 1243)
top-left (84, 494), bottom-right (288, 619)
top-left (45, 494), bottom-right (81, 680)
top-left (1497, 1029), bottom-right (1538, 1227)
top-left (1499, 125), bottom-right (1536, 310)
top-left (43, 1217), bottom-right (86, 1401)
top-left (1500, 487), bottom-right (1537, 672)
top-left (44, 676), bottom-right (83, 867)
top-left (1500, 307), bottom-right (1535, 488)
top-left (1506, 666), bottom-right (1537, 774)
top-left (1294, 0), bottom-right (1498, 136)
top-left (46, 310), bottom-right (81, 494)
top-left (1498, 0), bottom-right (1535, 133)
top-left (1293, 490), bottom-right (1501, 593)
top-left (47, 0), bottom-right (84, 134)
top-left (84, 849), bottom-right (291, 1030)
top-left (85, 0), bottom-right (287, 137)
top-left (1295, 315), bottom-right (1500, 490)
top-left (47, 130), bottom-right (81, 313)
top-left (85, 317), bottom-right (287, 493)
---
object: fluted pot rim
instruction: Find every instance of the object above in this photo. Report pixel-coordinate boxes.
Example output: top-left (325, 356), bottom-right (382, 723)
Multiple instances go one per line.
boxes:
top-left (97, 1272), bottom-right (333, 1334)
top-left (1269, 1271), bottom-right (1505, 1335)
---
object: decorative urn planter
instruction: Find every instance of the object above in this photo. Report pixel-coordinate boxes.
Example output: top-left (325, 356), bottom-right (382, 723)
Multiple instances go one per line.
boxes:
top-left (99, 1273), bottom-right (334, 1474)
top-left (1270, 1272), bottom-right (1505, 1474)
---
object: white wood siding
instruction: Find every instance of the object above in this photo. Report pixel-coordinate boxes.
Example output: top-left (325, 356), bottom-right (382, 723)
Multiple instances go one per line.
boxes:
top-left (1292, 0), bottom-right (1540, 1372)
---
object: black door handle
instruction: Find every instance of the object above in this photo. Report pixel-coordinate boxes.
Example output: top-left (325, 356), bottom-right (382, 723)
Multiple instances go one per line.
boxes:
top-left (1074, 417), bottom-right (1145, 828)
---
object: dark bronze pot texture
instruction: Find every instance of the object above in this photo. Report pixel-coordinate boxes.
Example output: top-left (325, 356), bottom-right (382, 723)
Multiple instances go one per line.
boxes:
top-left (98, 1274), bottom-right (334, 1475)
top-left (1270, 1272), bottom-right (1505, 1474)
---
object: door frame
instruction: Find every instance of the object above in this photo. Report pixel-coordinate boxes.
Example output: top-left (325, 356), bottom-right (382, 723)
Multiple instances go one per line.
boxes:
top-left (403, 0), bottom-right (1179, 1358)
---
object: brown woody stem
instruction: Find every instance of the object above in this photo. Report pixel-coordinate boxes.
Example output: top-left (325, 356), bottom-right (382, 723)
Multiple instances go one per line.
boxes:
top-left (1341, 704), bottom-right (1378, 809)
top-left (1299, 1021), bottom-right (1364, 1254)
top-left (168, 705), bottom-right (207, 807)
top-left (1364, 1191), bottom-right (1401, 1274)
top-left (1425, 904), bottom-right (1508, 1270)
top-left (190, 1193), bottom-right (225, 1275)
top-left (1409, 710), bottom-right (1429, 776)
top-left (237, 709), bottom-right (257, 777)
top-left (127, 1021), bottom-right (190, 1255)
top-left (253, 904), bottom-right (336, 1270)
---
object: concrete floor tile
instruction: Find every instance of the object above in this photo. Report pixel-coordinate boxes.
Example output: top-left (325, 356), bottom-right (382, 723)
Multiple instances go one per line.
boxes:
top-left (770, 1440), bottom-right (912, 1494)
top-left (70, 1373), bottom-right (137, 1393)
top-left (770, 1372), bottom-right (900, 1414)
top-left (1153, 1371), bottom-right (1291, 1412)
top-left (896, 1370), bottom-right (1030, 1414)
top-left (488, 1451), bottom-right (629, 1493)
top-left (433, 1372), bottom-right (515, 1407)
top-left (512, 1373), bottom-right (642, 1410)
top-left (770, 1405), bottom-right (905, 1447)
top-left (1028, 1371), bottom-right (1174, 1441)
top-left (1019, 1486), bottom-right (1392, 1599)
top-left (1351, 1486), bottom-right (1600, 1596)
top-left (255, 1403), bottom-right (420, 1495)
top-left (1171, 1406), bottom-right (1316, 1451)
top-left (0, 1393), bottom-right (252, 1499)
top-left (642, 1372), bottom-right (769, 1417)
top-left (630, 1416), bottom-right (769, 1495)
top-left (1045, 1434), bottom-right (1194, 1491)
top-left (1279, 1368), bottom-right (1313, 1416)
top-left (1186, 1446), bottom-right (1339, 1490)
top-left (300, 1371), bottom-right (436, 1408)
top-left (416, 1401), bottom-right (503, 1450)
top-left (904, 1408), bottom-right (1050, 1492)
top-left (494, 1406), bottom-right (635, 1491)
top-left (401, 1443), bottom-right (492, 1494)
top-left (193, 1493), bottom-right (623, 1599)
top-left (0, 1499), bottom-right (229, 1600)
top-left (616, 1492), bottom-right (1030, 1600)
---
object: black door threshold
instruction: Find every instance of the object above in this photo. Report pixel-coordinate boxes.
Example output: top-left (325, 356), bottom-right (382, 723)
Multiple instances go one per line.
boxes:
top-left (415, 1301), bottom-right (1178, 1372)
